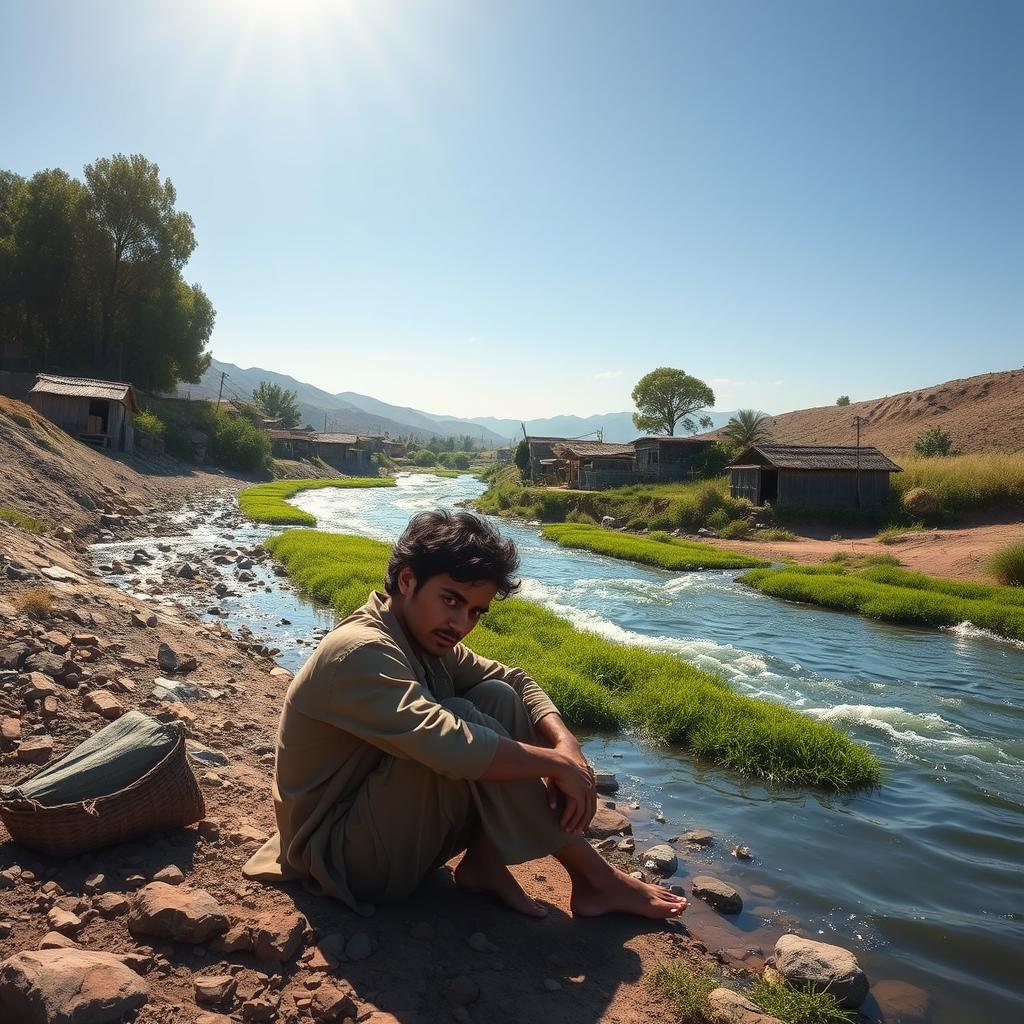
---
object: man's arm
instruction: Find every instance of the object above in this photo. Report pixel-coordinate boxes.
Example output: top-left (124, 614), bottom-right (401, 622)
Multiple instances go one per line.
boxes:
top-left (447, 644), bottom-right (559, 725)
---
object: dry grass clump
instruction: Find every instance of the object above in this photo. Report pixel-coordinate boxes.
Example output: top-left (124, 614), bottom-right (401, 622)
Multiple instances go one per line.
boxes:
top-left (0, 506), bottom-right (50, 534)
top-left (14, 588), bottom-right (54, 619)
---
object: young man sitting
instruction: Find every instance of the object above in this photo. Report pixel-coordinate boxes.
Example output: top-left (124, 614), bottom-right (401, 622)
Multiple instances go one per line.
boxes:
top-left (244, 509), bottom-right (686, 921)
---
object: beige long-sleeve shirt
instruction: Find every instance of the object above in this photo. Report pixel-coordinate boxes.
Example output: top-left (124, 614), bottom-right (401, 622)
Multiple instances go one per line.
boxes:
top-left (243, 591), bottom-right (559, 907)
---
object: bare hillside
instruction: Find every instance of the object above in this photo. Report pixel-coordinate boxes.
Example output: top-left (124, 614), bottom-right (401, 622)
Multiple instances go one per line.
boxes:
top-left (709, 368), bottom-right (1024, 456)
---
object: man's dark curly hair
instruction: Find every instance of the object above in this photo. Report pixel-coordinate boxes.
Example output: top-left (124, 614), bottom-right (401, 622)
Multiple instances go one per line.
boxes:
top-left (385, 509), bottom-right (521, 598)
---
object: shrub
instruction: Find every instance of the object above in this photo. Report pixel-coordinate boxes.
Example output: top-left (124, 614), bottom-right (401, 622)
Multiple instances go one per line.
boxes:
top-left (565, 508), bottom-right (598, 525)
top-left (760, 528), bottom-right (797, 541)
top-left (902, 487), bottom-right (940, 519)
top-left (0, 507), bottom-right (50, 534)
top-left (413, 450), bottom-right (438, 467)
top-left (648, 530), bottom-right (675, 544)
top-left (706, 508), bottom-right (730, 530)
top-left (134, 409), bottom-right (165, 438)
top-left (436, 452), bottom-right (454, 468)
top-left (211, 409), bottom-right (271, 472)
top-left (913, 426), bottom-right (952, 458)
top-left (836, 395), bottom-right (850, 406)
top-left (14, 588), bottom-right (54, 619)
top-left (988, 542), bottom-right (1024, 587)
top-left (718, 519), bottom-right (752, 539)
top-left (452, 453), bottom-right (471, 470)
top-left (875, 523), bottom-right (924, 544)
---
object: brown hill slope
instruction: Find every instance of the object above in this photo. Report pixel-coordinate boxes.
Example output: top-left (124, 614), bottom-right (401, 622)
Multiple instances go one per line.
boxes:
top-left (711, 368), bottom-right (1024, 456)
top-left (0, 395), bottom-right (192, 531)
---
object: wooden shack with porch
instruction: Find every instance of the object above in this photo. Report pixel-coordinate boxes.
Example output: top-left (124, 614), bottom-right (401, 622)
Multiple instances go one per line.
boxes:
top-left (552, 441), bottom-right (637, 490)
top-left (728, 443), bottom-right (901, 509)
top-left (27, 374), bottom-right (138, 452)
top-left (633, 436), bottom-right (713, 481)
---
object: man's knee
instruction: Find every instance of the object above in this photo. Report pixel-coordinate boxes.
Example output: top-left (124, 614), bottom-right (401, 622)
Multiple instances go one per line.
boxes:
top-left (461, 680), bottom-right (533, 739)
top-left (441, 694), bottom-right (511, 738)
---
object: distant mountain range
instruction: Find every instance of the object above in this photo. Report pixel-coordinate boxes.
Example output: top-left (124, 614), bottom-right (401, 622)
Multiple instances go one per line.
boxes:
top-left (175, 358), bottom-right (737, 446)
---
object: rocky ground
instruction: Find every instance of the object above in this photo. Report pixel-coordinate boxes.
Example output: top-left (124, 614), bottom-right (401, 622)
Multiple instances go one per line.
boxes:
top-left (0, 473), bottom-right (812, 1024)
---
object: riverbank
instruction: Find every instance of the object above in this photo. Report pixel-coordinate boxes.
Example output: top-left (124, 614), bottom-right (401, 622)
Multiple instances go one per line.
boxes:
top-left (1, 469), bottom-right (822, 1024)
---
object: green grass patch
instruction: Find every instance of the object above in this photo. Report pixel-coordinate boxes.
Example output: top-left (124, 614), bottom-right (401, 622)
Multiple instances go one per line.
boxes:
top-left (648, 963), bottom-right (718, 1023)
top-left (988, 541), bottom-right (1024, 587)
top-left (759, 527), bottom-right (798, 541)
top-left (238, 477), bottom-right (394, 526)
top-left (263, 530), bottom-right (882, 790)
top-left (541, 524), bottom-right (766, 571)
top-left (0, 507), bottom-right (50, 534)
top-left (746, 979), bottom-right (854, 1023)
top-left (875, 523), bottom-right (924, 545)
top-left (739, 563), bottom-right (1024, 640)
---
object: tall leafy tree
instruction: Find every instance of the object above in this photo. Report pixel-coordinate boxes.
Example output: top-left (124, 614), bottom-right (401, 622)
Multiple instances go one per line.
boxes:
top-left (252, 381), bottom-right (301, 427)
top-left (631, 367), bottom-right (715, 436)
top-left (83, 154), bottom-right (196, 377)
top-left (722, 409), bottom-right (773, 449)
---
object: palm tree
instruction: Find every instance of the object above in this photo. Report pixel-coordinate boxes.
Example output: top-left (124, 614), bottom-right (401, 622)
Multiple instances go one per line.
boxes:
top-left (722, 409), bottom-right (772, 449)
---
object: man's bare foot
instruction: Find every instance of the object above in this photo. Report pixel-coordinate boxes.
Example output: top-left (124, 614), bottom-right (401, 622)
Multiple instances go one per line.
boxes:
top-left (455, 848), bottom-right (547, 918)
top-left (569, 866), bottom-right (687, 920)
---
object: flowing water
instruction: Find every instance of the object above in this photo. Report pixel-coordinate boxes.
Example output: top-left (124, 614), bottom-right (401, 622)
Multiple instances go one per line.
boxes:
top-left (94, 474), bottom-right (1024, 1023)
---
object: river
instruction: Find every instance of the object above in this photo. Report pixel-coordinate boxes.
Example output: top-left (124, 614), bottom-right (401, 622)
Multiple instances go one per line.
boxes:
top-left (94, 473), bottom-right (1024, 1024)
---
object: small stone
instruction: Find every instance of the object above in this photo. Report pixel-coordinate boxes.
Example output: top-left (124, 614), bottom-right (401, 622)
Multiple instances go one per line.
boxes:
top-left (466, 931), bottom-right (498, 953)
top-left (95, 893), bottom-right (130, 917)
top-left (617, 837), bottom-right (635, 853)
top-left (312, 981), bottom-right (357, 1021)
top-left (83, 690), bottom-right (124, 720)
top-left (16, 735), bottom-right (53, 764)
top-left (152, 865), bottom-right (185, 885)
top-left (732, 845), bottom-right (752, 860)
top-left (685, 829), bottom-right (714, 846)
top-left (654, 811), bottom-right (666, 823)
top-left (772, 934), bottom-right (869, 1009)
top-left (692, 876), bottom-right (743, 915)
top-left (345, 931), bottom-right (372, 962)
top-left (642, 844), bottom-right (678, 876)
top-left (707, 987), bottom-right (785, 1024)
top-left (38, 931), bottom-right (81, 950)
top-left (194, 973), bottom-right (238, 1005)
top-left (84, 873), bottom-right (105, 894)
top-left (543, 979), bottom-right (562, 992)
top-left (46, 908), bottom-right (83, 936)
top-left (127, 882), bottom-right (229, 944)
top-left (585, 806), bottom-right (631, 839)
top-left (1, 717), bottom-right (21, 744)
top-left (594, 771), bottom-right (619, 793)
top-left (252, 911), bottom-right (307, 963)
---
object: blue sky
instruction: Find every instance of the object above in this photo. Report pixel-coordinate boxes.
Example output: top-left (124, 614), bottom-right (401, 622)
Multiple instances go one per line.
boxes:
top-left (2, 0), bottom-right (1021, 418)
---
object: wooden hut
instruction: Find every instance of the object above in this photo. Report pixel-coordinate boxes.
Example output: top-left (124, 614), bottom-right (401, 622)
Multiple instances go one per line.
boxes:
top-left (728, 443), bottom-right (901, 509)
top-left (552, 441), bottom-right (637, 490)
top-left (27, 374), bottom-right (138, 452)
top-left (312, 432), bottom-right (373, 472)
top-left (633, 436), bottom-right (714, 482)
top-left (525, 436), bottom-right (569, 484)
top-left (266, 427), bottom-right (317, 460)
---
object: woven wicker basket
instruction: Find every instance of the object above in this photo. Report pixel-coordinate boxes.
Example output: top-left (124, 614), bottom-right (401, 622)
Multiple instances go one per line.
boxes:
top-left (0, 732), bottom-right (205, 857)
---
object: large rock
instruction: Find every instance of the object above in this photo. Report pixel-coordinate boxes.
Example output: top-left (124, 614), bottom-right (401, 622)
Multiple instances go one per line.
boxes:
top-left (0, 644), bottom-right (29, 670)
top-left (127, 882), bottom-right (229, 944)
top-left (24, 652), bottom-right (75, 680)
top-left (707, 987), bottom-right (785, 1024)
top-left (83, 691), bottom-right (124, 720)
top-left (252, 911), bottom-right (307, 963)
top-left (691, 875), bottom-right (743, 914)
top-left (772, 934), bottom-right (869, 1009)
top-left (585, 806), bottom-right (632, 839)
top-left (0, 948), bottom-right (149, 1024)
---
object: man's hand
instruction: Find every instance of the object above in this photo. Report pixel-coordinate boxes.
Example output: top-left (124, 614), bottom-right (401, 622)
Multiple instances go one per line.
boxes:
top-left (547, 749), bottom-right (597, 835)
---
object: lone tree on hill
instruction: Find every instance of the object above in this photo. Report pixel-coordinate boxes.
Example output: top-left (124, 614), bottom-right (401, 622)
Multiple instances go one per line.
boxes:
top-left (913, 426), bottom-right (952, 458)
top-left (252, 381), bottom-right (301, 428)
top-left (631, 367), bottom-right (715, 436)
top-left (722, 409), bottom-right (773, 449)
top-left (836, 395), bottom-right (851, 406)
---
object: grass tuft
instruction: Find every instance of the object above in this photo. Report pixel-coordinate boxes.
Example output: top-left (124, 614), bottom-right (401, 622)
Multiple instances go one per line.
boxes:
top-left (987, 541), bottom-right (1024, 587)
top-left (739, 563), bottom-right (1024, 640)
top-left (747, 979), bottom-right (855, 1023)
top-left (648, 963), bottom-right (718, 1023)
top-left (875, 523), bottom-right (923, 545)
top-left (0, 507), bottom-right (50, 534)
top-left (14, 588), bottom-right (54, 618)
top-left (264, 530), bottom-right (882, 790)
top-left (541, 524), bottom-right (766, 571)
top-left (239, 477), bottom-right (395, 526)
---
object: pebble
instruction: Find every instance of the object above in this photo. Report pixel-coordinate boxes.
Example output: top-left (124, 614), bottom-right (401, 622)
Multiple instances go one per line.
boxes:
top-left (543, 979), bottom-right (562, 992)
top-left (345, 931), bottom-right (372, 961)
top-left (467, 931), bottom-right (497, 953)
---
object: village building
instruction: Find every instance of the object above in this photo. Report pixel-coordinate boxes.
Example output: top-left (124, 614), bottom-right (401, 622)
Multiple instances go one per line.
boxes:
top-left (728, 443), bottom-right (901, 509)
top-left (552, 441), bottom-right (637, 490)
top-left (266, 427), bottom-right (318, 461)
top-left (525, 436), bottom-right (569, 484)
top-left (632, 436), bottom-right (714, 482)
top-left (27, 374), bottom-right (138, 453)
top-left (313, 432), bottom-right (374, 472)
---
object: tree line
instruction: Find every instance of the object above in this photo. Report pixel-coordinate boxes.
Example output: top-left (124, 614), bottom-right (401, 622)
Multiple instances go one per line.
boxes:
top-left (0, 153), bottom-right (213, 393)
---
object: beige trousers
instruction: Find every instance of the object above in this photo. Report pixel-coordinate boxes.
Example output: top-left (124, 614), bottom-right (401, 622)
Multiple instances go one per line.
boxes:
top-left (340, 680), bottom-right (569, 904)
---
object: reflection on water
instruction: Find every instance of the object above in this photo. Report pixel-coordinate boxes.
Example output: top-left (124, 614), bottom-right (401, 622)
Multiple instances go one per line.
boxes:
top-left (94, 474), bottom-right (1024, 1023)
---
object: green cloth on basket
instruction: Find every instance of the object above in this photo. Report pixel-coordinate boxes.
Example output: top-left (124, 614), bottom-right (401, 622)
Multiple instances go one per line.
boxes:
top-left (3, 710), bottom-right (181, 807)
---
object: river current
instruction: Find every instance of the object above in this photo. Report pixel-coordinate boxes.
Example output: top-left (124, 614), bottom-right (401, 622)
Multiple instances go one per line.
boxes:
top-left (95, 473), bottom-right (1024, 1023)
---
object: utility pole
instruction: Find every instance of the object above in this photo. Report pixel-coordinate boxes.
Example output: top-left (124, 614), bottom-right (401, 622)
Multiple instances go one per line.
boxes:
top-left (216, 371), bottom-right (227, 409)
top-left (324, 413), bottom-right (328, 433)
top-left (853, 415), bottom-right (864, 510)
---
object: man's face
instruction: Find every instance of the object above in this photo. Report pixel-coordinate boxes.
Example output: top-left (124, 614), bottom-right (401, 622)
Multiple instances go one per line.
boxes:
top-left (394, 568), bottom-right (498, 657)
